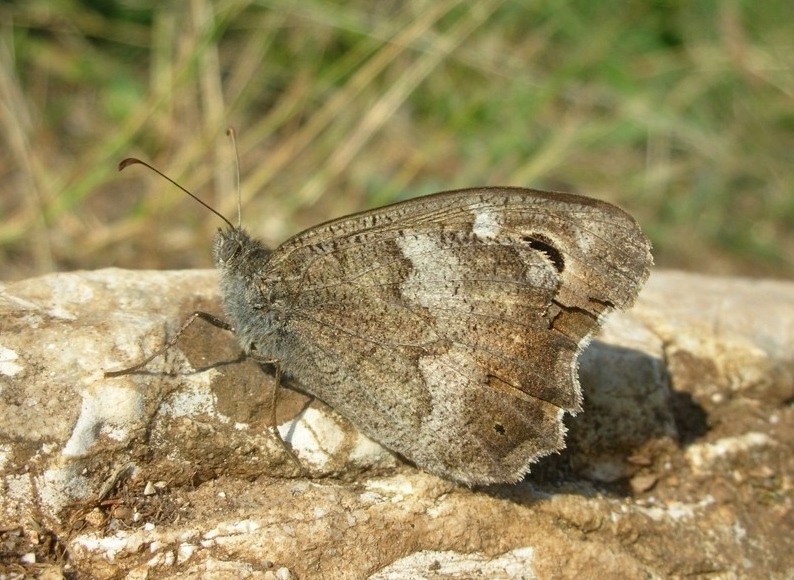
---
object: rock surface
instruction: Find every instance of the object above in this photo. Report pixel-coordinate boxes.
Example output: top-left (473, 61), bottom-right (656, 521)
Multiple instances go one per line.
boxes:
top-left (0, 269), bottom-right (792, 579)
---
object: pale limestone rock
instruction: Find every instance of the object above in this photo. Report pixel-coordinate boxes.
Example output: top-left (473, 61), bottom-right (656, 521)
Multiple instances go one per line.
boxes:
top-left (0, 269), bottom-right (791, 578)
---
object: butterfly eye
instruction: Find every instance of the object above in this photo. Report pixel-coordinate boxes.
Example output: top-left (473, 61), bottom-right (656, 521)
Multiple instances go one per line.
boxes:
top-left (220, 239), bottom-right (241, 262)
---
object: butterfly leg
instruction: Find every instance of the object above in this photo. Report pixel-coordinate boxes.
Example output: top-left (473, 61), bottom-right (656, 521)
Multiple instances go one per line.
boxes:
top-left (247, 355), bottom-right (307, 477)
top-left (104, 311), bottom-right (232, 377)
top-left (106, 312), bottom-right (307, 477)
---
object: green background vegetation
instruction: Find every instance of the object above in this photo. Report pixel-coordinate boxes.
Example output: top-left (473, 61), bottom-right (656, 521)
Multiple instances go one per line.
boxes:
top-left (2, 0), bottom-right (792, 280)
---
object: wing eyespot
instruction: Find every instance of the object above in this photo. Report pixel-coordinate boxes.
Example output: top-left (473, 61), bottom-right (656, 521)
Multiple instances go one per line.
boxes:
top-left (522, 234), bottom-right (565, 273)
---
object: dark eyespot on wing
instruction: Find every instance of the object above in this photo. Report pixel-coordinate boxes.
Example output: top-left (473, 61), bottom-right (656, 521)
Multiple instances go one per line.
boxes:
top-left (522, 233), bottom-right (565, 273)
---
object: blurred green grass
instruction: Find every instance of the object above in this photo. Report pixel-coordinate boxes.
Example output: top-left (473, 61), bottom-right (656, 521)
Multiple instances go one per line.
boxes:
top-left (1, 0), bottom-right (792, 280)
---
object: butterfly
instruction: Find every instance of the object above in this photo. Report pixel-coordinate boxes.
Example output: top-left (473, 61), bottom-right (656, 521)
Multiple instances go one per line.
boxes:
top-left (208, 185), bottom-right (652, 485)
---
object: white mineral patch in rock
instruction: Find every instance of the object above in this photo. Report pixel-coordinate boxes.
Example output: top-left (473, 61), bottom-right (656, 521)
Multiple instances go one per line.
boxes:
top-left (278, 407), bottom-right (345, 466)
top-left (62, 384), bottom-right (145, 457)
top-left (36, 465), bottom-right (91, 516)
top-left (685, 432), bottom-right (775, 472)
top-left (0, 345), bottom-right (22, 376)
top-left (634, 496), bottom-right (715, 522)
top-left (369, 547), bottom-right (536, 580)
top-left (350, 432), bottom-right (393, 465)
top-left (158, 375), bottom-right (218, 420)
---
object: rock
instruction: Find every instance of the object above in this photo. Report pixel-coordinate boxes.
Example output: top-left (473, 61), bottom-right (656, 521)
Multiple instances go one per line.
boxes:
top-left (0, 269), bottom-right (792, 578)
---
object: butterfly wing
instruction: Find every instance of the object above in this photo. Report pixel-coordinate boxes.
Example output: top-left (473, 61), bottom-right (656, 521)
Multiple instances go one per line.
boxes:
top-left (256, 187), bottom-right (652, 484)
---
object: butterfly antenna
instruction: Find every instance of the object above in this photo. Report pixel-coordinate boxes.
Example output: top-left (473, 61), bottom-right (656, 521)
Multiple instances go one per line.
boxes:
top-left (226, 127), bottom-right (243, 228)
top-left (118, 158), bottom-right (235, 230)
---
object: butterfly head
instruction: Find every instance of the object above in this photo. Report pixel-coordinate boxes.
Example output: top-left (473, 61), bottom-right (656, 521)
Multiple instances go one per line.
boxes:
top-left (213, 227), bottom-right (271, 277)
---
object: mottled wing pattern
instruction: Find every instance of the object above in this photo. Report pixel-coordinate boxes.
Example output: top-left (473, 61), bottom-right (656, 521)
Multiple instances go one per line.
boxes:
top-left (259, 188), bottom-right (651, 484)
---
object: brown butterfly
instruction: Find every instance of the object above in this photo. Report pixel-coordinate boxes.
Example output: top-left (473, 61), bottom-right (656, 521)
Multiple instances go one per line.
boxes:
top-left (111, 160), bottom-right (652, 485)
